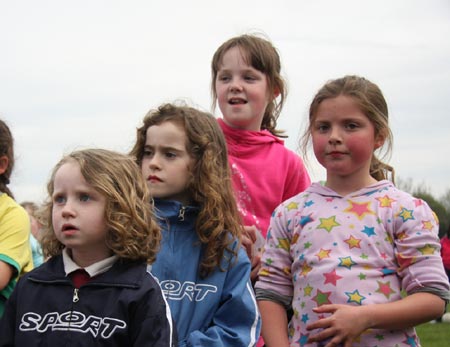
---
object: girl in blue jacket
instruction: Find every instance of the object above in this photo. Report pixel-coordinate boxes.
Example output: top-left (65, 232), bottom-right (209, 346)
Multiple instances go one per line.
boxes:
top-left (0, 148), bottom-right (176, 346)
top-left (130, 103), bottom-right (261, 347)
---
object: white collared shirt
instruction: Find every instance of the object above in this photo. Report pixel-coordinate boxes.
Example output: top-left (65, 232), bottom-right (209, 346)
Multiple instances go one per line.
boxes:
top-left (62, 248), bottom-right (118, 278)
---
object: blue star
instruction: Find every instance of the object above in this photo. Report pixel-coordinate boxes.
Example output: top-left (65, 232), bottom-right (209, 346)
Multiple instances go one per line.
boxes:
top-left (380, 267), bottom-right (396, 276)
top-left (304, 200), bottom-right (314, 207)
top-left (361, 226), bottom-right (376, 237)
top-left (298, 333), bottom-right (309, 346)
top-left (300, 214), bottom-right (313, 227)
top-left (301, 313), bottom-right (309, 323)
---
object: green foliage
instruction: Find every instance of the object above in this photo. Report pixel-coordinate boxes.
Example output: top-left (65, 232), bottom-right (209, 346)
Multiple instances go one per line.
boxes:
top-left (396, 177), bottom-right (450, 238)
top-left (414, 190), bottom-right (449, 238)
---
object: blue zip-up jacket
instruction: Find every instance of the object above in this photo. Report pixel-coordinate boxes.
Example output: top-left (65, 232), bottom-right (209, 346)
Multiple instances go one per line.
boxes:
top-left (151, 199), bottom-right (261, 347)
top-left (0, 255), bottom-right (176, 346)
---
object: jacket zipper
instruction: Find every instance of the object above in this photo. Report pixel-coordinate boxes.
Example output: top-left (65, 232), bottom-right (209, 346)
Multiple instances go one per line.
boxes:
top-left (178, 206), bottom-right (186, 221)
top-left (73, 288), bottom-right (79, 302)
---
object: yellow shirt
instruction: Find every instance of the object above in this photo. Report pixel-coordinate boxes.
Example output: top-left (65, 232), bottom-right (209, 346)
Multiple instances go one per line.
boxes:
top-left (0, 193), bottom-right (33, 316)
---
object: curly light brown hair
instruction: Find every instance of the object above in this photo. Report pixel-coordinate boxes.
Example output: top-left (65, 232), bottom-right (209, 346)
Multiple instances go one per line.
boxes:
top-left (40, 148), bottom-right (161, 264)
top-left (130, 103), bottom-right (243, 278)
top-left (211, 34), bottom-right (287, 137)
top-left (301, 75), bottom-right (395, 182)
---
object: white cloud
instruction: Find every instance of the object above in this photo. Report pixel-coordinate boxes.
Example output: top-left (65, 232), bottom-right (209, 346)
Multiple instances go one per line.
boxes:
top-left (2, 0), bottom-right (449, 204)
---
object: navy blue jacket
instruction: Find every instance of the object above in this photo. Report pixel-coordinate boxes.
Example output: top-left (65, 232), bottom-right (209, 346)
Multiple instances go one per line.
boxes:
top-left (151, 199), bottom-right (261, 347)
top-left (0, 255), bottom-right (176, 346)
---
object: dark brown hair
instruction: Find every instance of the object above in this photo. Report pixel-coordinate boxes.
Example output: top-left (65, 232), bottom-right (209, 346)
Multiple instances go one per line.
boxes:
top-left (0, 120), bottom-right (15, 198)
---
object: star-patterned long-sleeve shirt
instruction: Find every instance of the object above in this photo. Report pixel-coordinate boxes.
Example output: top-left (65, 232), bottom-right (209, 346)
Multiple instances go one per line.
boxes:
top-left (255, 180), bottom-right (450, 347)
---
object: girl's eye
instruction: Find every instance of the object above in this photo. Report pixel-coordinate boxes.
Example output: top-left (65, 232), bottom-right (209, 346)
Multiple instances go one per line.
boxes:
top-left (346, 123), bottom-right (359, 130)
top-left (80, 194), bottom-right (91, 202)
top-left (244, 75), bottom-right (256, 81)
top-left (53, 195), bottom-right (66, 204)
top-left (143, 149), bottom-right (154, 158)
top-left (316, 124), bottom-right (329, 132)
top-left (218, 75), bottom-right (230, 82)
top-left (165, 152), bottom-right (176, 159)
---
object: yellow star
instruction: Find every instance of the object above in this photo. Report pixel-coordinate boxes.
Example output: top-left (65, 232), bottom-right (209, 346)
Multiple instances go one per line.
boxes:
top-left (286, 201), bottom-right (299, 211)
top-left (344, 235), bottom-right (361, 249)
top-left (277, 238), bottom-right (290, 252)
top-left (422, 220), bottom-right (433, 231)
top-left (317, 216), bottom-right (340, 232)
top-left (316, 248), bottom-right (331, 260)
top-left (300, 262), bottom-right (313, 277)
top-left (339, 256), bottom-right (356, 269)
top-left (397, 207), bottom-right (414, 222)
top-left (259, 268), bottom-right (271, 277)
top-left (346, 289), bottom-right (365, 305)
top-left (304, 284), bottom-right (313, 296)
top-left (418, 244), bottom-right (437, 255)
top-left (376, 195), bottom-right (396, 208)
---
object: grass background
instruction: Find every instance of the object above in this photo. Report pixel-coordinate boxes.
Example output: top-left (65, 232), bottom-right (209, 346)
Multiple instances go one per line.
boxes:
top-left (416, 321), bottom-right (450, 347)
top-left (416, 306), bottom-right (450, 347)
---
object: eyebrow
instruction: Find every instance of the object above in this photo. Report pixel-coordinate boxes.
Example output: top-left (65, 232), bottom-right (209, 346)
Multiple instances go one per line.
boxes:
top-left (144, 144), bottom-right (186, 153)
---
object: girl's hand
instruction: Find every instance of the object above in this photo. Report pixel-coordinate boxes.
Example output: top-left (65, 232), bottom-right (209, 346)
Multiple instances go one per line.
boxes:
top-left (241, 225), bottom-right (257, 259)
top-left (306, 304), bottom-right (370, 347)
top-left (241, 225), bottom-right (262, 282)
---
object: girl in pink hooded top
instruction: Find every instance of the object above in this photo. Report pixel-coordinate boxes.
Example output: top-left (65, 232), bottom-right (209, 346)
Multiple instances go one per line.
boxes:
top-left (211, 34), bottom-right (311, 281)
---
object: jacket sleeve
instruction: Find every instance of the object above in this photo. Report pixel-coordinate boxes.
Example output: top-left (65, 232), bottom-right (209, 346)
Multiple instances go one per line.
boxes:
top-left (0, 278), bottom-right (18, 346)
top-left (132, 274), bottom-right (177, 347)
top-left (183, 248), bottom-right (261, 347)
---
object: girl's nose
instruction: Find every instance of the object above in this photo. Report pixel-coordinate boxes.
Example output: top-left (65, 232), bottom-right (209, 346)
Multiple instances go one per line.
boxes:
top-left (328, 128), bottom-right (342, 144)
top-left (61, 201), bottom-right (75, 218)
top-left (149, 154), bottom-right (161, 170)
top-left (229, 79), bottom-right (243, 93)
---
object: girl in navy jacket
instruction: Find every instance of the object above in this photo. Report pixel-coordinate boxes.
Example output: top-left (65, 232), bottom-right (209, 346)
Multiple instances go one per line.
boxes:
top-left (0, 148), bottom-right (176, 346)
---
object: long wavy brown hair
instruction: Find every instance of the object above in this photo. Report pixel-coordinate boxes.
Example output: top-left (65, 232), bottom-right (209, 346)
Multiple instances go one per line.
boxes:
top-left (211, 34), bottom-right (287, 138)
top-left (39, 148), bottom-right (161, 264)
top-left (130, 103), bottom-right (243, 278)
top-left (0, 119), bottom-right (15, 198)
top-left (301, 75), bottom-right (395, 183)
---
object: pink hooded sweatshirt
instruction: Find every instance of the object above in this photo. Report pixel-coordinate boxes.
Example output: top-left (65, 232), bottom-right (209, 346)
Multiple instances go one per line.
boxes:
top-left (219, 118), bottom-right (311, 239)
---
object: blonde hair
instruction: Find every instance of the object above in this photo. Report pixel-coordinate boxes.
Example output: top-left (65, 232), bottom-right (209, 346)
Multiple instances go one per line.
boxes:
top-left (301, 75), bottom-right (395, 182)
top-left (40, 148), bottom-right (161, 264)
top-left (211, 34), bottom-right (287, 137)
top-left (130, 103), bottom-right (243, 278)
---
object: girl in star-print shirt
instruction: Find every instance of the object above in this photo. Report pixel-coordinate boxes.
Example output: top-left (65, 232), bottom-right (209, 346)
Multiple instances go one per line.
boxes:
top-left (255, 75), bottom-right (450, 347)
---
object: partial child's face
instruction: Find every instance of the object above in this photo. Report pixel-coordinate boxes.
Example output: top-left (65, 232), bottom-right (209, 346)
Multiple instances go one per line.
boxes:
top-left (141, 121), bottom-right (194, 205)
top-left (52, 161), bottom-right (111, 263)
top-left (215, 46), bottom-right (270, 131)
top-left (311, 95), bottom-right (384, 181)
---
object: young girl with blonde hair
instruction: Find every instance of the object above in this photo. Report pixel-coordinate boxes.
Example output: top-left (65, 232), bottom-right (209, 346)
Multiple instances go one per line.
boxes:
top-left (0, 148), bottom-right (176, 346)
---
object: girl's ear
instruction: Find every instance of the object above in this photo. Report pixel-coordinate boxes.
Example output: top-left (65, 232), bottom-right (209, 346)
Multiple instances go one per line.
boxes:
top-left (273, 87), bottom-right (280, 98)
top-left (374, 133), bottom-right (385, 150)
top-left (0, 155), bottom-right (9, 175)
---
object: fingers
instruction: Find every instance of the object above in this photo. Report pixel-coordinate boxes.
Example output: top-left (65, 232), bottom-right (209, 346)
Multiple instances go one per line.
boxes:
top-left (243, 225), bottom-right (257, 243)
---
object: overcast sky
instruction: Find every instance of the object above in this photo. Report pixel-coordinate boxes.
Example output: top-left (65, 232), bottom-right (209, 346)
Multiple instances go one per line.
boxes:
top-left (2, 0), bottom-right (449, 204)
